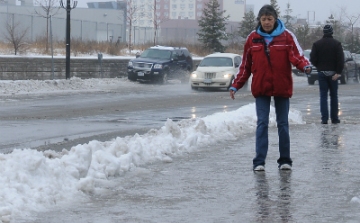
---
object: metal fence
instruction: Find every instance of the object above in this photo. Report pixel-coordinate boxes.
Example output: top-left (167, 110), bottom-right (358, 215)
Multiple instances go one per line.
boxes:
top-left (0, 12), bottom-right (125, 43)
top-left (0, 12), bottom-right (204, 46)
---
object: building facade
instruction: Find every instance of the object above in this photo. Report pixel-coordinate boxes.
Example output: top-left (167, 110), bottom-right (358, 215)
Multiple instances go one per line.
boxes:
top-left (0, 0), bottom-right (246, 46)
top-left (126, 0), bottom-right (246, 44)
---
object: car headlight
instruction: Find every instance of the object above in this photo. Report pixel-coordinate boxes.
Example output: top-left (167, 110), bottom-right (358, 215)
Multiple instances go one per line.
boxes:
top-left (191, 72), bottom-right (197, 78)
top-left (128, 61), bottom-right (133, 67)
top-left (154, 64), bottom-right (163, 69)
top-left (223, 73), bottom-right (232, 79)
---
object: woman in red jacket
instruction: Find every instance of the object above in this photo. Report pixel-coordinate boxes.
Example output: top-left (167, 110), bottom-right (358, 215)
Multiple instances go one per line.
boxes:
top-left (229, 5), bottom-right (311, 171)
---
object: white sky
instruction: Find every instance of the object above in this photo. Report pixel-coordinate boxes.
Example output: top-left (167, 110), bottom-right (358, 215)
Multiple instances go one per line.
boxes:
top-left (77, 0), bottom-right (360, 25)
top-left (0, 75), bottom-right (311, 221)
top-left (248, 0), bottom-right (360, 24)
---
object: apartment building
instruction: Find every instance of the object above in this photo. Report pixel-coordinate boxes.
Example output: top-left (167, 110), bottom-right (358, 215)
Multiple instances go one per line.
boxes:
top-left (128, 0), bottom-right (245, 43)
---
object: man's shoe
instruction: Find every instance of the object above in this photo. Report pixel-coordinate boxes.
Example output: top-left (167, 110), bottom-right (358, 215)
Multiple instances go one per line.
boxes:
top-left (253, 165), bottom-right (265, 171)
top-left (279, 164), bottom-right (292, 170)
top-left (321, 120), bottom-right (328, 124)
top-left (332, 119), bottom-right (340, 124)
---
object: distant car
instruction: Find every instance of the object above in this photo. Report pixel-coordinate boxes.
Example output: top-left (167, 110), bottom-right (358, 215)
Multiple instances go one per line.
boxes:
top-left (353, 53), bottom-right (360, 69)
top-left (127, 45), bottom-right (193, 84)
top-left (304, 49), bottom-right (359, 85)
top-left (189, 53), bottom-right (242, 90)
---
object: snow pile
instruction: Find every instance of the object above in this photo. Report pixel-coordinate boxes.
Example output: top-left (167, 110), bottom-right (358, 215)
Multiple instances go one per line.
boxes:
top-left (0, 77), bottom-right (132, 95)
top-left (0, 103), bottom-right (305, 221)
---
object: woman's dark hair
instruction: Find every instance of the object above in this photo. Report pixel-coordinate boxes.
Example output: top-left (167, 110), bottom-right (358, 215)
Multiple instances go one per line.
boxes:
top-left (255, 4), bottom-right (278, 31)
top-left (257, 4), bottom-right (278, 21)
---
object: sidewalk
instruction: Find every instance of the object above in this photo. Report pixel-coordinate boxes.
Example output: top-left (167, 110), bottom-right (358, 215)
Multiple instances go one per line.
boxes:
top-left (21, 122), bottom-right (360, 223)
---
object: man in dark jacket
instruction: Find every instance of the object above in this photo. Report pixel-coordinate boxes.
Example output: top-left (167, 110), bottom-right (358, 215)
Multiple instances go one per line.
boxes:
top-left (310, 25), bottom-right (344, 124)
top-left (229, 5), bottom-right (311, 171)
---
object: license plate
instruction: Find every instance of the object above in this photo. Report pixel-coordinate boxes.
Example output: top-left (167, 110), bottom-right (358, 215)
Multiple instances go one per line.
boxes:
top-left (138, 72), bottom-right (144, 76)
top-left (203, 79), bottom-right (212, 83)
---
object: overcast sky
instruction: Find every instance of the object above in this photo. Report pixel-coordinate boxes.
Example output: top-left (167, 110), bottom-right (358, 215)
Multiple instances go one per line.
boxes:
top-left (76, 0), bottom-right (360, 24)
top-left (247, 0), bottom-right (360, 23)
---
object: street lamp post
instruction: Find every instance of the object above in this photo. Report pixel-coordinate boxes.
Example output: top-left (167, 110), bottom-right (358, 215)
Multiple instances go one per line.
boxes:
top-left (60, 0), bottom-right (77, 80)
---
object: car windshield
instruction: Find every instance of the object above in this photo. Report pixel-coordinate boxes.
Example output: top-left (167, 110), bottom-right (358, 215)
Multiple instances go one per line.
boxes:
top-left (140, 49), bottom-right (172, 59)
top-left (199, 57), bottom-right (233, 67)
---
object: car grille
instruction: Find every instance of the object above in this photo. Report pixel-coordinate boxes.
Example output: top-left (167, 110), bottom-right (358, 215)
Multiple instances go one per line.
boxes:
top-left (204, 72), bottom-right (216, 79)
top-left (133, 62), bottom-right (153, 71)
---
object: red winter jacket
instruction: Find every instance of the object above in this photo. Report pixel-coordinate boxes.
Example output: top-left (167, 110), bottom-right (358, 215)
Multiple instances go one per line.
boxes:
top-left (231, 30), bottom-right (310, 98)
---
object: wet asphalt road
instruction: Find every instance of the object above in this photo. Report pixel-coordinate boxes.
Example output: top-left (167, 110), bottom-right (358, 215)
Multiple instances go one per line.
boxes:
top-left (5, 78), bottom-right (360, 222)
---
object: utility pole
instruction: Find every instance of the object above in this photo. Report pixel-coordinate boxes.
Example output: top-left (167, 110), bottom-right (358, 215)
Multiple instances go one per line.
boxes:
top-left (60, 0), bottom-right (77, 79)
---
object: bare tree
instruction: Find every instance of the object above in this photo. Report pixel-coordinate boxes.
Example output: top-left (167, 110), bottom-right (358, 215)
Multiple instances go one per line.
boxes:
top-left (125, 0), bottom-right (142, 53)
top-left (3, 19), bottom-right (29, 55)
top-left (148, 0), bottom-right (169, 45)
top-left (34, 0), bottom-right (60, 53)
top-left (341, 8), bottom-right (360, 52)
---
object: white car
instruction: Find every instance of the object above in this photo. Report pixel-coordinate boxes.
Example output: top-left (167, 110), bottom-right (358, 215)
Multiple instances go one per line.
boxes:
top-left (190, 53), bottom-right (242, 90)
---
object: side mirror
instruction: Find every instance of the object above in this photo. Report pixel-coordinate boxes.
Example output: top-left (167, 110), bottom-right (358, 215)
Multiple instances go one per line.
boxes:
top-left (235, 63), bottom-right (240, 68)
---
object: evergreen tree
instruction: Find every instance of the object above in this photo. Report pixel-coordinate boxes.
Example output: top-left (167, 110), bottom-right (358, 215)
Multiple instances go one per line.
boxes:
top-left (197, 0), bottom-right (230, 53)
top-left (270, 0), bottom-right (281, 17)
top-left (239, 10), bottom-right (257, 39)
top-left (283, 3), bottom-right (293, 31)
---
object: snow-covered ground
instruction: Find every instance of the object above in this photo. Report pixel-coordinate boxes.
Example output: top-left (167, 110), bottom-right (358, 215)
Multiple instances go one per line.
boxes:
top-left (0, 75), bottom-right (312, 222)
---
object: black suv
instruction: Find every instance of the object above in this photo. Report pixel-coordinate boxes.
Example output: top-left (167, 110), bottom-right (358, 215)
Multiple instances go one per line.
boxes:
top-left (304, 49), bottom-right (359, 85)
top-left (127, 46), bottom-right (193, 84)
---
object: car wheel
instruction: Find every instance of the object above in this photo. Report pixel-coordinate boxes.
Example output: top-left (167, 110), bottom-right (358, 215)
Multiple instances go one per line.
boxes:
top-left (128, 74), bottom-right (136, 81)
top-left (354, 69), bottom-right (360, 83)
top-left (340, 71), bottom-right (348, 84)
top-left (307, 78), bottom-right (315, 85)
top-left (181, 70), bottom-right (191, 84)
top-left (159, 70), bottom-right (168, 84)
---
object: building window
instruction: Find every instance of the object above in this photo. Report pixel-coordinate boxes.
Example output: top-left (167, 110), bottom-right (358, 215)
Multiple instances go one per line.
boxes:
top-left (172, 12), bottom-right (177, 18)
top-left (188, 12), bottom-right (194, 18)
top-left (188, 3), bottom-right (194, 9)
top-left (172, 4), bottom-right (177, 9)
top-left (180, 4), bottom-right (185, 10)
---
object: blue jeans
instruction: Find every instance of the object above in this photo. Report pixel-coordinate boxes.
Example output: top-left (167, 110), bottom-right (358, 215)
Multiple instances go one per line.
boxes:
top-left (318, 72), bottom-right (339, 122)
top-left (253, 96), bottom-right (292, 168)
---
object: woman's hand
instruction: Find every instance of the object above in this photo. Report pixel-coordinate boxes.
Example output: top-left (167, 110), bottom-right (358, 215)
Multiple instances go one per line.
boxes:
top-left (230, 90), bottom-right (235, 100)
